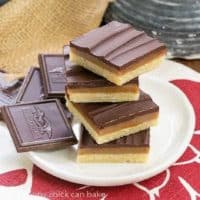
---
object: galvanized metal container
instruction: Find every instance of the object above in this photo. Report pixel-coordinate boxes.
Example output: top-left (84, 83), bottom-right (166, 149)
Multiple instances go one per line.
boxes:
top-left (104, 0), bottom-right (200, 58)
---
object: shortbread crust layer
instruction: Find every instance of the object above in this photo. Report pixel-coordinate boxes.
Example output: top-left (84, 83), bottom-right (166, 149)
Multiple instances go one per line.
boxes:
top-left (77, 152), bottom-right (149, 163)
top-left (67, 84), bottom-right (139, 102)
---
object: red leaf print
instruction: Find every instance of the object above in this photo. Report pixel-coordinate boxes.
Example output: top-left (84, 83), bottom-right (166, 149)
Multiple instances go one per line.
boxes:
top-left (138, 170), bottom-right (169, 190)
top-left (31, 165), bottom-right (148, 200)
top-left (29, 79), bottom-right (200, 200)
top-left (176, 145), bottom-right (197, 164)
top-left (191, 135), bottom-right (200, 150)
top-left (0, 169), bottom-right (27, 187)
top-left (157, 163), bottom-right (200, 200)
top-left (171, 80), bottom-right (200, 130)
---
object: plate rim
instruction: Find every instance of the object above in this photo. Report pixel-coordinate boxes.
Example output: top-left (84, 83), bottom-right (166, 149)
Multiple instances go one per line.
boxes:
top-left (27, 75), bottom-right (195, 186)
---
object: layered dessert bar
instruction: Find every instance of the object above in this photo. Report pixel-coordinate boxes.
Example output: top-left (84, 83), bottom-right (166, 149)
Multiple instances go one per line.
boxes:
top-left (64, 46), bottom-right (139, 102)
top-left (66, 91), bottom-right (159, 144)
top-left (69, 21), bottom-right (166, 85)
top-left (78, 127), bottom-right (150, 163)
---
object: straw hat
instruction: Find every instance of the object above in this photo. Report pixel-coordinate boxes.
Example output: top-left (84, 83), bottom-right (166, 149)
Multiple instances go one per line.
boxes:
top-left (0, 0), bottom-right (110, 76)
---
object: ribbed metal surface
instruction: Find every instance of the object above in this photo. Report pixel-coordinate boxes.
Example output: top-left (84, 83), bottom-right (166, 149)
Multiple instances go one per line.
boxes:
top-left (104, 0), bottom-right (200, 58)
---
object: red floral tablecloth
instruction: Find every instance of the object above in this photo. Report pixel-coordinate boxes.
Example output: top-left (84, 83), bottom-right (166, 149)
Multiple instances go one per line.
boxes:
top-left (0, 78), bottom-right (200, 200)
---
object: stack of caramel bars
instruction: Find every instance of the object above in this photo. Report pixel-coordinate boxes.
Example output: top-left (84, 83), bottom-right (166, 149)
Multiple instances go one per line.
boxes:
top-left (1, 21), bottom-right (166, 163)
top-left (65, 21), bottom-right (166, 163)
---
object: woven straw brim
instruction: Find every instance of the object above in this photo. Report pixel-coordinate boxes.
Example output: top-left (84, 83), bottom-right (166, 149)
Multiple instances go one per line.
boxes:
top-left (0, 0), bottom-right (110, 75)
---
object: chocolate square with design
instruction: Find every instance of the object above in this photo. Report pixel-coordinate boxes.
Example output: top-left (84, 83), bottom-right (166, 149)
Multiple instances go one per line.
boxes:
top-left (16, 67), bottom-right (44, 102)
top-left (15, 67), bottom-right (72, 120)
top-left (2, 99), bottom-right (77, 152)
top-left (38, 54), bottom-right (67, 98)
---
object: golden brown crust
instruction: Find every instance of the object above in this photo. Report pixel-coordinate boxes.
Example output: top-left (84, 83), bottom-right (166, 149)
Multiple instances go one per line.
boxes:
top-left (77, 152), bottom-right (149, 163)
top-left (66, 84), bottom-right (139, 102)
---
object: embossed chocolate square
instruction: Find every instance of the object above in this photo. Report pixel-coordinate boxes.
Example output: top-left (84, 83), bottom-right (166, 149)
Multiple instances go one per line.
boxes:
top-left (16, 67), bottom-right (72, 120)
top-left (38, 54), bottom-right (67, 98)
top-left (2, 99), bottom-right (77, 152)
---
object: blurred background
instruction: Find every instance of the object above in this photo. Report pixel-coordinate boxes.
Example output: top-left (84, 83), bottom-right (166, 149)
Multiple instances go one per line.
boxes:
top-left (0, 0), bottom-right (200, 75)
top-left (104, 0), bottom-right (200, 59)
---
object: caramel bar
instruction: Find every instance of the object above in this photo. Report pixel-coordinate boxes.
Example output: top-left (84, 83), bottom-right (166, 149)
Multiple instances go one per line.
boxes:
top-left (66, 91), bottom-right (159, 144)
top-left (78, 127), bottom-right (150, 163)
top-left (64, 46), bottom-right (139, 103)
top-left (70, 21), bottom-right (166, 85)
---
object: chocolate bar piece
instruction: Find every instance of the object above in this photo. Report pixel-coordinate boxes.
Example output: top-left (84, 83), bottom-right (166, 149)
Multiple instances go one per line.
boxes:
top-left (78, 127), bottom-right (150, 163)
top-left (64, 46), bottom-right (139, 102)
top-left (16, 67), bottom-right (72, 120)
top-left (0, 71), bottom-right (23, 118)
top-left (38, 54), bottom-right (67, 98)
top-left (70, 21), bottom-right (166, 85)
top-left (16, 67), bottom-right (44, 102)
top-left (2, 99), bottom-right (77, 152)
top-left (66, 91), bottom-right (159, 144)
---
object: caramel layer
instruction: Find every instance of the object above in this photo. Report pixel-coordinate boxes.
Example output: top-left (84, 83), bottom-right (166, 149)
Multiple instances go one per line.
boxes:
top-left (67, 84), bottom-right (138, 93)
top-left (78, 147), bottom-right (149, 154)
top-left (70, 47), bottom-right (166, 75)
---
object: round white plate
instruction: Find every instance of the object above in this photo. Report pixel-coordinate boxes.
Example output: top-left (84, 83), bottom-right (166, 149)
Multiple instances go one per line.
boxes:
top-left (26, 77), bottom-right (195, 186)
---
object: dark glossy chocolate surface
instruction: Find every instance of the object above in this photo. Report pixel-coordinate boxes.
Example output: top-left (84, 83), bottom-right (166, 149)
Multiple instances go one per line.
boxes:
top-left (2, 99), bottom-right (77, 152)
top-left (64, 45), bottom-right (138, 88)
top-left (15, 66), bottom-right (72, 121)
top-left (75, 91), bottom-right (159, 129)
top-left (38, 54), bottom-right (67, 98)
top-left (79, 126), bottom-right (150, 148)
top-left (16, 67), bottom-right (44, 102)
top-left (70, 21), bottom-right (166, 69)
